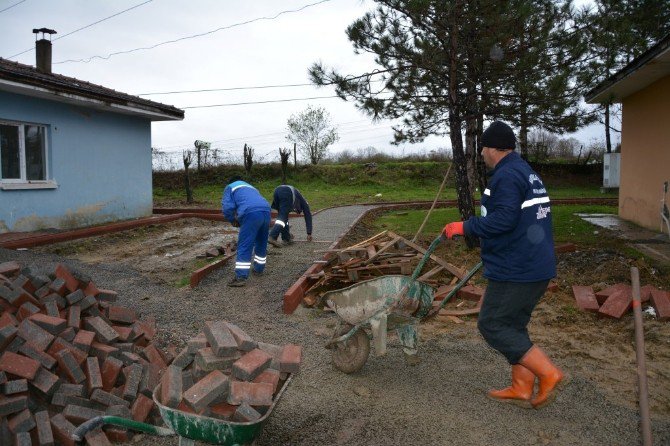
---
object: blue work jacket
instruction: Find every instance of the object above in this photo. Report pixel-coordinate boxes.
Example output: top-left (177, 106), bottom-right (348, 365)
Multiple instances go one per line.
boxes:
top-left (221, 181), bottom-right (270, 223)
top-left (463, 152), bottom-right (556, 282)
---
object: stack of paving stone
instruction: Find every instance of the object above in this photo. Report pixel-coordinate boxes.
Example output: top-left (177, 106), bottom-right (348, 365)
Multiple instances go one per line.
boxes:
top-left (0, 261), bottom-right (169, 445)
top-left (159, 320), bottom-right (302, 423)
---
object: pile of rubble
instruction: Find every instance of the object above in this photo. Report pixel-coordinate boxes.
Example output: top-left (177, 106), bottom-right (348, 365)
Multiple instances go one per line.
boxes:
top-left (0, 261), bottom-right (166, 445)
top-left (572, 282), bottom-right (670, 320)
top-left (159, 320), bottom-right (301, 423)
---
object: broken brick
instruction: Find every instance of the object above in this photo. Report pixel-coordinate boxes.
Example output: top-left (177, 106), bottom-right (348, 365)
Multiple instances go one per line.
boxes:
top-left (54, 264), bottom-right (80, 293)
top-left (572, 285), bottom-right (600, 312)
top-left (232, 402), bottom-right (262, 422)
top-left (225, 322), bottom-right (257, 351)
top-left (595, 283), bottom-right (631, 305)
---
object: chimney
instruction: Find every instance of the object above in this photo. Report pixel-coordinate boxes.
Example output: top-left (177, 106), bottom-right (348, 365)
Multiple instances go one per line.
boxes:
top-left (33, 28), bottom-right (57, 73)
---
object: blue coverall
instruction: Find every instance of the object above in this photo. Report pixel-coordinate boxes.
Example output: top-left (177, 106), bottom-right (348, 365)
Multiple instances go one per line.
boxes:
top-left (221, 181), bottom-right (271, 279)
top-left (269, 185), bottom-right (312, 242)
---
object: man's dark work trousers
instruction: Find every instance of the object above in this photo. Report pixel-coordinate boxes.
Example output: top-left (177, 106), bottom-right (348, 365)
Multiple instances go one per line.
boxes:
top-left (477, 280), bottom-right (550, 364)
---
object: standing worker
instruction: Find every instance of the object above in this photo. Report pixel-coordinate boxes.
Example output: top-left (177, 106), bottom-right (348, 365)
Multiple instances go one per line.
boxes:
top-left (221, 176), bottom-right (271, 287)
top-left (442, 121), bottom-right (564, 409)
top-left (268, 184), bottom-right (313, 247)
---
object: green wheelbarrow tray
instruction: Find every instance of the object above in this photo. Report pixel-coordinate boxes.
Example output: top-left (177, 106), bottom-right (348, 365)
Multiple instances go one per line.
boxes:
top-left (72, 375), bottom-right (293, 445)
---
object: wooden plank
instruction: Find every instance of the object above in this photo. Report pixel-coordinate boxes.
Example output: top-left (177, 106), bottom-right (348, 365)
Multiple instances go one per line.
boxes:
top-left (345, 231), bottom-right (389, 250)
top-left (387, 231), bottom-right (465, 279)
top-left (364, 236), bottom-right (401, 265)
top-left (418, 266), bottom-right (444, 282)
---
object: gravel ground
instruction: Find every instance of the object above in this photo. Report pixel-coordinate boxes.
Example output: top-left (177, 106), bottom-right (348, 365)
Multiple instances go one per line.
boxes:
top-left (2, 204), bottom-right (670, 445)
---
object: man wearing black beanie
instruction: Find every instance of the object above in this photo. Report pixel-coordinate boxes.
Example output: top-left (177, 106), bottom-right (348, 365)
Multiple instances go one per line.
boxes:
top-left (443, 120), bottom-right (565, 409)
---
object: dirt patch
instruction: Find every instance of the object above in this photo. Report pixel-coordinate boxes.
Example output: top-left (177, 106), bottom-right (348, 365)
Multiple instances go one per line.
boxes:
top-left (33, 218), bottom-right (237, 286)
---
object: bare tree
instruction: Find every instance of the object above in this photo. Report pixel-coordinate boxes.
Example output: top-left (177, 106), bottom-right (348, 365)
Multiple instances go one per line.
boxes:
top-left (286, 105), bottom-right (339, 165)
top-left (279, 147), bottom-right (291, 183)
top-left (183, 150), bottom-right (194, 203)
top-left (243, 143), bottom-right (254, 175)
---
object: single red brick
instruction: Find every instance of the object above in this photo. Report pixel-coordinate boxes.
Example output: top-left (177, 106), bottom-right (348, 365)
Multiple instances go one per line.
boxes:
top-left (131, 394), bottom-right (153, 422)
top-left (184, 370), bottom-right (229, 411)
top-left (0, 325), bottom-right (17, 351)
top-left (90, 342), bottom-right (119, 363)
top-left (232, 402), bottom-right (262, 422)
top-left (50, 413), bottom-right (76, 446)
top-left (96, 289), bottom-right (118, 302)
top-left (160, 365), bottom-right (183, 408)
top-left (228, 381), bottom-right (273, 407)
top-left (47, 338), bottom-right (87, 365)
top-left (63, 404), bottom-right (105, 424)
top-left (73, 330), bottom-right (96, 353)
top-left (572, 285), bottom-right (600, 312)
top-left (8, 408), bottom-right (35, 434)
top-left (83, 281), bottom-right (100, 297)
top-left (0, 395), bottom-right (28, 417)
top-left (203, 321), bottom-right (237, 357)
top-left (253, 369), bottom-right (280, 393)
top-left (456, 284), bottom-right (485, 302)
top-left (232, 349), bottom-right (272, 381)
top-left (0, 312), bottom-right (18, 329)
top-left (598, 289), bottom-right (632, 319)
top-left (0, 261), bottom-right (21, 277)
top-left (279, 344), bottom-right (302, 374)
top-left (18, 342), bottom-right (57, 370)
top-left (650, 289), bottom-right (670, 321)
top-left (55, 350), bottom-right (86, 384)
top-left (83, 317), bottom-right (119, 344)
top-left (35, 410), bottom-right (54, 446)
top-left (67, 306), bottom-right (81, 329)
top-left (0, 351), bottom-right (40, 380)
top-left (107, 306), bottom-right (136, 325)
top-left (121, 364), bottom-right (143, 401)
top-left (31, 367), bottom-right (61, 396)
top-left (49, 278), bottom-right (67, 296)
top-left (85, 357), bottom-right (103, 393)
top-left (17, 302), bottom-right (40, 321)
top-left (142, 344), bottom-right (167, 370)
top-left (54, 264), bottom-right (80, 293)
top-left (112, 325), bottom-right (133, 342)
top-left (28, 313), bottom-right (67, 335)
top-left (104, 427), bottom-right (131, 442)
top-left (134, 318), bottom-right (156, 341)
top-left (595, 283), bottom-right (631, 305)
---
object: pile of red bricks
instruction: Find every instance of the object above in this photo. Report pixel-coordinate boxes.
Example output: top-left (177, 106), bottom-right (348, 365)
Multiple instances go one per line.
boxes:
top-left (0, 261), bottom-right (169, 445)
top-left (159, 320), bottom-right (301, 423)
top-left (572, 283), bottom-right (670, 320)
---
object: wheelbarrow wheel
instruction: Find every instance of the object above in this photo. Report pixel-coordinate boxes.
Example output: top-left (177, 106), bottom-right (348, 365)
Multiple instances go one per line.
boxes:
top-left (331, 324), bottom-right (370, 374)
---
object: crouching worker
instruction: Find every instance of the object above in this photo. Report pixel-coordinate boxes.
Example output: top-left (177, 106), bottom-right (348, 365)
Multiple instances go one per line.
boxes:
top-left (221, 176), bottom-right (271, 287)
top-left (442, 121), bottom-right (565, 409)
top-left (268, 184), bottom-right (313, 247)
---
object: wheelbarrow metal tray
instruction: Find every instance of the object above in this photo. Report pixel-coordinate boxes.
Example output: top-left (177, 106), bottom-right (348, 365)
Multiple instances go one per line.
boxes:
top-left (324, 275), bottom-right (435, 325)
top-left (152, 375), bottom-right (293, 445)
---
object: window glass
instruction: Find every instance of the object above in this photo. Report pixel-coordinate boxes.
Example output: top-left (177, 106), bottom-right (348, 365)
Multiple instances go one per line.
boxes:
top-left (0, 124), bottom-right (20, 179)
top-left (25, 125), bottom-right (46, 181)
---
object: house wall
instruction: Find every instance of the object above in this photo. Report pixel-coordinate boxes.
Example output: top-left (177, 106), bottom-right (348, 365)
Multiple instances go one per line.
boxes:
top-left (0, 90), bottom-right (153, 232)
top-left (619, 75), bottom-right (670, 231)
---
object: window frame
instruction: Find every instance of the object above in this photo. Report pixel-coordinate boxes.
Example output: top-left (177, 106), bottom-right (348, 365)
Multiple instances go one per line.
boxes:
top-left (0, 119), bottom-right (57, 190)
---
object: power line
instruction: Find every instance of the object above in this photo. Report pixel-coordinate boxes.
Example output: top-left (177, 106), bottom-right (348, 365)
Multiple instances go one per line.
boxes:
top-left (180, 95), bottom-right (340, 109)
top-left (6, 0), bottom-right (153, 59)
top-left (55, 0), bottom-right (333, 64)
top-left (0, 0), bottom-right (26, 14)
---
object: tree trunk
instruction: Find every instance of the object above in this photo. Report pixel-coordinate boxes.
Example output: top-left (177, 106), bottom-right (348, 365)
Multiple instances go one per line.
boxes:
top-left (476, 113), bottom-right (487, 193)
top-left (293, 143), bottom-right (297, 168)
top-left (605, 101), bottom-right (612, 153)
top-left (465, 114), bottom-right (478, 196)
top-left (519, 95), bottom-right (529, 159)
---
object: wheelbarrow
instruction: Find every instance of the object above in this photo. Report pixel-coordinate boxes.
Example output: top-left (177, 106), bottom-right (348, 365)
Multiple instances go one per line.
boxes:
top-left (323, 235), bottom-right (482, 373)
top-left (72, 376), bottom-right (292, 446)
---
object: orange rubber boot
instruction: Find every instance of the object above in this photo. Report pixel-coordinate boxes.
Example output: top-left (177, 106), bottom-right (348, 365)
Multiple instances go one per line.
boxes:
top-left (487, 364), bottom-right (535, 408)
top-left (520, 346), bottom-right (565, 409)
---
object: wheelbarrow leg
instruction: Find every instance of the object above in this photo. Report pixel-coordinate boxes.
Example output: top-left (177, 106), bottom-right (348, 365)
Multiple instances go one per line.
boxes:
top-left (370, 314), bottom-right (388, 357)
top-left (396, 324), bottom-right (420, 365)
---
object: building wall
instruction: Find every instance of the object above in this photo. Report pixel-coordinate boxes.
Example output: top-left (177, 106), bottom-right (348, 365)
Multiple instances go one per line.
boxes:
top-left (0, 90), bottom-right (153, 232)
top-left (619, 75), bottom-right (670, 231)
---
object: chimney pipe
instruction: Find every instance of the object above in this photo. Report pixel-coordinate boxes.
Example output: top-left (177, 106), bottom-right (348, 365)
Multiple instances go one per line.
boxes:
top-left (32, 28), bottom-right (57, 74)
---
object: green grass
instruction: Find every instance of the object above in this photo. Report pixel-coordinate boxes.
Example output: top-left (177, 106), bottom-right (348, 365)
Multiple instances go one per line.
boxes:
top-left (372, 204), bottom-right (619, 247)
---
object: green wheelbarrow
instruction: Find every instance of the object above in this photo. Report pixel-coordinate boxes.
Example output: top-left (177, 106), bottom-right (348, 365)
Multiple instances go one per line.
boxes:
top-left (323, 235), bottom-right (482, 373)
top-left (72, 376), bottom-right (292, 446)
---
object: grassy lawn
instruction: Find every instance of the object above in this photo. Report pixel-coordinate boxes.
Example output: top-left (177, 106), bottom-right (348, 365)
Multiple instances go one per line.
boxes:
top-left (372, 204), bottom-right (619, 247)
top-left (154, 181), bottom-right (617, 210)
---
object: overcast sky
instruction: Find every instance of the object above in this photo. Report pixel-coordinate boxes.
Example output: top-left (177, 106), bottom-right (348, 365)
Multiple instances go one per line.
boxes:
top-left (1, 0), bottom-right (615, 163)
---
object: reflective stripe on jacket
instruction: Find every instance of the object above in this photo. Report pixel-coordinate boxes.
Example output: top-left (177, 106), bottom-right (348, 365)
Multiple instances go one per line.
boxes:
top-left (221, 181), bottom-right (271, 222)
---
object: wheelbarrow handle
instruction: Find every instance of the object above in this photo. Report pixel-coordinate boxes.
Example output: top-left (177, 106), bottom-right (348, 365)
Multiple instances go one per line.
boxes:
top-left (72, 415), bottom-right (175, 441)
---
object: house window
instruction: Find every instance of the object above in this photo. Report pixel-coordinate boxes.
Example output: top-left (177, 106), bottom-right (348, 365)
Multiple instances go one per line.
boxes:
top-left (0, 121), bottom-right (56, 189)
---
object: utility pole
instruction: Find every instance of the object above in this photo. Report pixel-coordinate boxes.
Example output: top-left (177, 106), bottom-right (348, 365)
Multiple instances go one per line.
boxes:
top-left (293, 143), bottom-right (297, 167)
